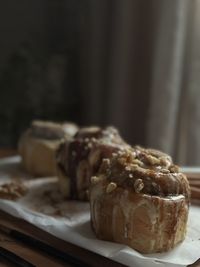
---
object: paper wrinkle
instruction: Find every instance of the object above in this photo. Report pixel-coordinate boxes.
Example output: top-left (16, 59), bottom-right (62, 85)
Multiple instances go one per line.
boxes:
top-left (0, 156), bottom-right (199, 267)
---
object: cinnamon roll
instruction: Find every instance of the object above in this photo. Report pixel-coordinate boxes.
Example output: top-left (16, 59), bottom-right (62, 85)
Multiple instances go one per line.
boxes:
top-left (90, 146), bottom-right (190, 253)
top-left (56, 126), bottom-right (130, 200)
top-left (19, 120), bottom-right (78, 176)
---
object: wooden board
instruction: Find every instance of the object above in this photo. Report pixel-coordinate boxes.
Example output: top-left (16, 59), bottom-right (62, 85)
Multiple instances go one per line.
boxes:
top-left (0, 210), bottom-right (125, 267)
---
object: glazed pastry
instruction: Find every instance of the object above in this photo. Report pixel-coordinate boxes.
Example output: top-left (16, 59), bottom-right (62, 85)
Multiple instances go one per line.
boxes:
top-left (90, 146), bottom-right (190, 253)
top-left (56, 126), bottom-right (130, 200)
top-left (19, 120), bottom-right (78, 176)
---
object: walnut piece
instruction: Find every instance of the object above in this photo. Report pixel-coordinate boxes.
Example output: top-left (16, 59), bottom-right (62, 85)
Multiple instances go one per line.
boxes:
top-left (132, 159), bottom-right (143, 166)
top-left (106, 182), bottom-right (117, 193)
top-left (0, 182), bottom-right (27, 200)
top-left (134, 179), bottom-right (144, 193)
top-left (169, 165), bottom-right (180, 173)
top-left (91, 176), bottom-right (101, 185)
top-left (145, 155), bottom-right (160, 165)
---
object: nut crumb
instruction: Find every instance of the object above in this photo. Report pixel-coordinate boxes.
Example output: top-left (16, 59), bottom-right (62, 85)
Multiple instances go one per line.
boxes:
top-left (102, 158), bottom-right (110, 165)
top-left (132, 159), bottom-right (143, 166)
top-left (161, 168), bottom-right (170, 174)
top-left (169, 165), bottom-right (179, 173)
top-left (87, 142), bottom-right (93, 148)
top-left (118, 157), bottom-right (126, 165)
top-left (160, 156), bottom-right (171, 167)
top-left (106, 182), bottom-right (117, 193)
top-left (125, 166), bottom-right (131, 171)
top-left (146, 155), bottom-right (160, 165)
top-left (91, 176), bottom-right (101, 184)
top-left (134, 179), bottom-right (144, 193)
top-left (118, 150), bottom-right (125, 156)
top-left (0, 182), bottom-right (27, 200)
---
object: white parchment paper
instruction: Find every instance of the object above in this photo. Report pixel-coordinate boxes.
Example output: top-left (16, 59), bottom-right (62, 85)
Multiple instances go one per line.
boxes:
top-left (0, 156), bottom-right (199, 267)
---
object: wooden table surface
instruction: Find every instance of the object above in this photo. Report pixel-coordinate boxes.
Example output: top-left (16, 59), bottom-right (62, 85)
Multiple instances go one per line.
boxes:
top-left (0, 149), bottom-right (199, 267)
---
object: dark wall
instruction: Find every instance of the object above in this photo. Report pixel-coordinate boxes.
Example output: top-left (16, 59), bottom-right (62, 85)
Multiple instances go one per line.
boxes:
top-left (0, 0), bottom-right (84, 146)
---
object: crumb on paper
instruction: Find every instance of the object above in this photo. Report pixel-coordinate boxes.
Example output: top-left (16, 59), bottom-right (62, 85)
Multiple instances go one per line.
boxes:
top-left (53, 209), bottom-right (63, 217)
top-left (0, 182), bottom-right (28, 200)
top-left (30, 189), bottom-right (65, 217)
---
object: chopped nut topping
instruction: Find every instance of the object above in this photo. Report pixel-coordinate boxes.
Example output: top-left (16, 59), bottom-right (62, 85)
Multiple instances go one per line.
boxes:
top-left (91, 176), bottom-right (101, 185)
top-left (118, 150), bottom-right (125, 156)
top-left (169, 165), bottom-right (180, 173)
top-left (132, 159), bottom-right (143, 166)
top-left (0, 182), bottom-right (27, 200)
top-left (160, 156), bottom-right (171, 167)
top-left (161, 168), bottom-right (170, 174)
top-left (125, 166), bottom-right (131, 171)
top-left (106, 182), bottom-right (117, 193)
top-left (87, 142), bottom-right (93, 148)
top-left (155, 166), bottom-right (162, 171)
top-left (134, 179), bottom-right (144, 193)
top-left (102, 158), bottom-right (110, 165)
top-left (145, 155), bottom-right (160, 165)
top-left (130, 164), bottom-right (145, 172)
top-left (129, 174), bottom-right (133, 178)
top-left (131, 151), bottom-right (136, 158)
top-left (118, 157), bottom-right (126, 165)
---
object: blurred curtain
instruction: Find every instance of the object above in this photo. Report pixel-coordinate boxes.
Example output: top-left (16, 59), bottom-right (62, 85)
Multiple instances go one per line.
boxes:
top-left (0, 0), bottom-right (82, 146)
top-left (82, 0), bottom-right (200, 165)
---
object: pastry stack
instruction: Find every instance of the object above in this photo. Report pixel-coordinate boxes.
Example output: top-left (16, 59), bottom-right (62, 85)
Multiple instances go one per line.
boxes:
top-left (19, 121), bottom-right (190, 253)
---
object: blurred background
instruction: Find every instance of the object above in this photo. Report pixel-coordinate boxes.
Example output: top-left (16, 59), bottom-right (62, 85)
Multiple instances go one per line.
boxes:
top-left (0, 0), bottom-right (200, 165)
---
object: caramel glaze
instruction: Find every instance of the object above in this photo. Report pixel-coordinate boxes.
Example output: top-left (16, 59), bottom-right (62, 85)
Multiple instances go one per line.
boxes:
top-left (97, 146), bottom-right (190, 202)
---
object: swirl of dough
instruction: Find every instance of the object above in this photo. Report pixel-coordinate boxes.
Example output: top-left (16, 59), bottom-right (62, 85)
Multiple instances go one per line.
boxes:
top-left (56, 126), bottom-right (129, 200)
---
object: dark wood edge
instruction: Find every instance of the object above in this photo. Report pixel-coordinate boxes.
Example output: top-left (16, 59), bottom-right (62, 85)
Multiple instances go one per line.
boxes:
top-left (0, 210), bottom-right (125, 267)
